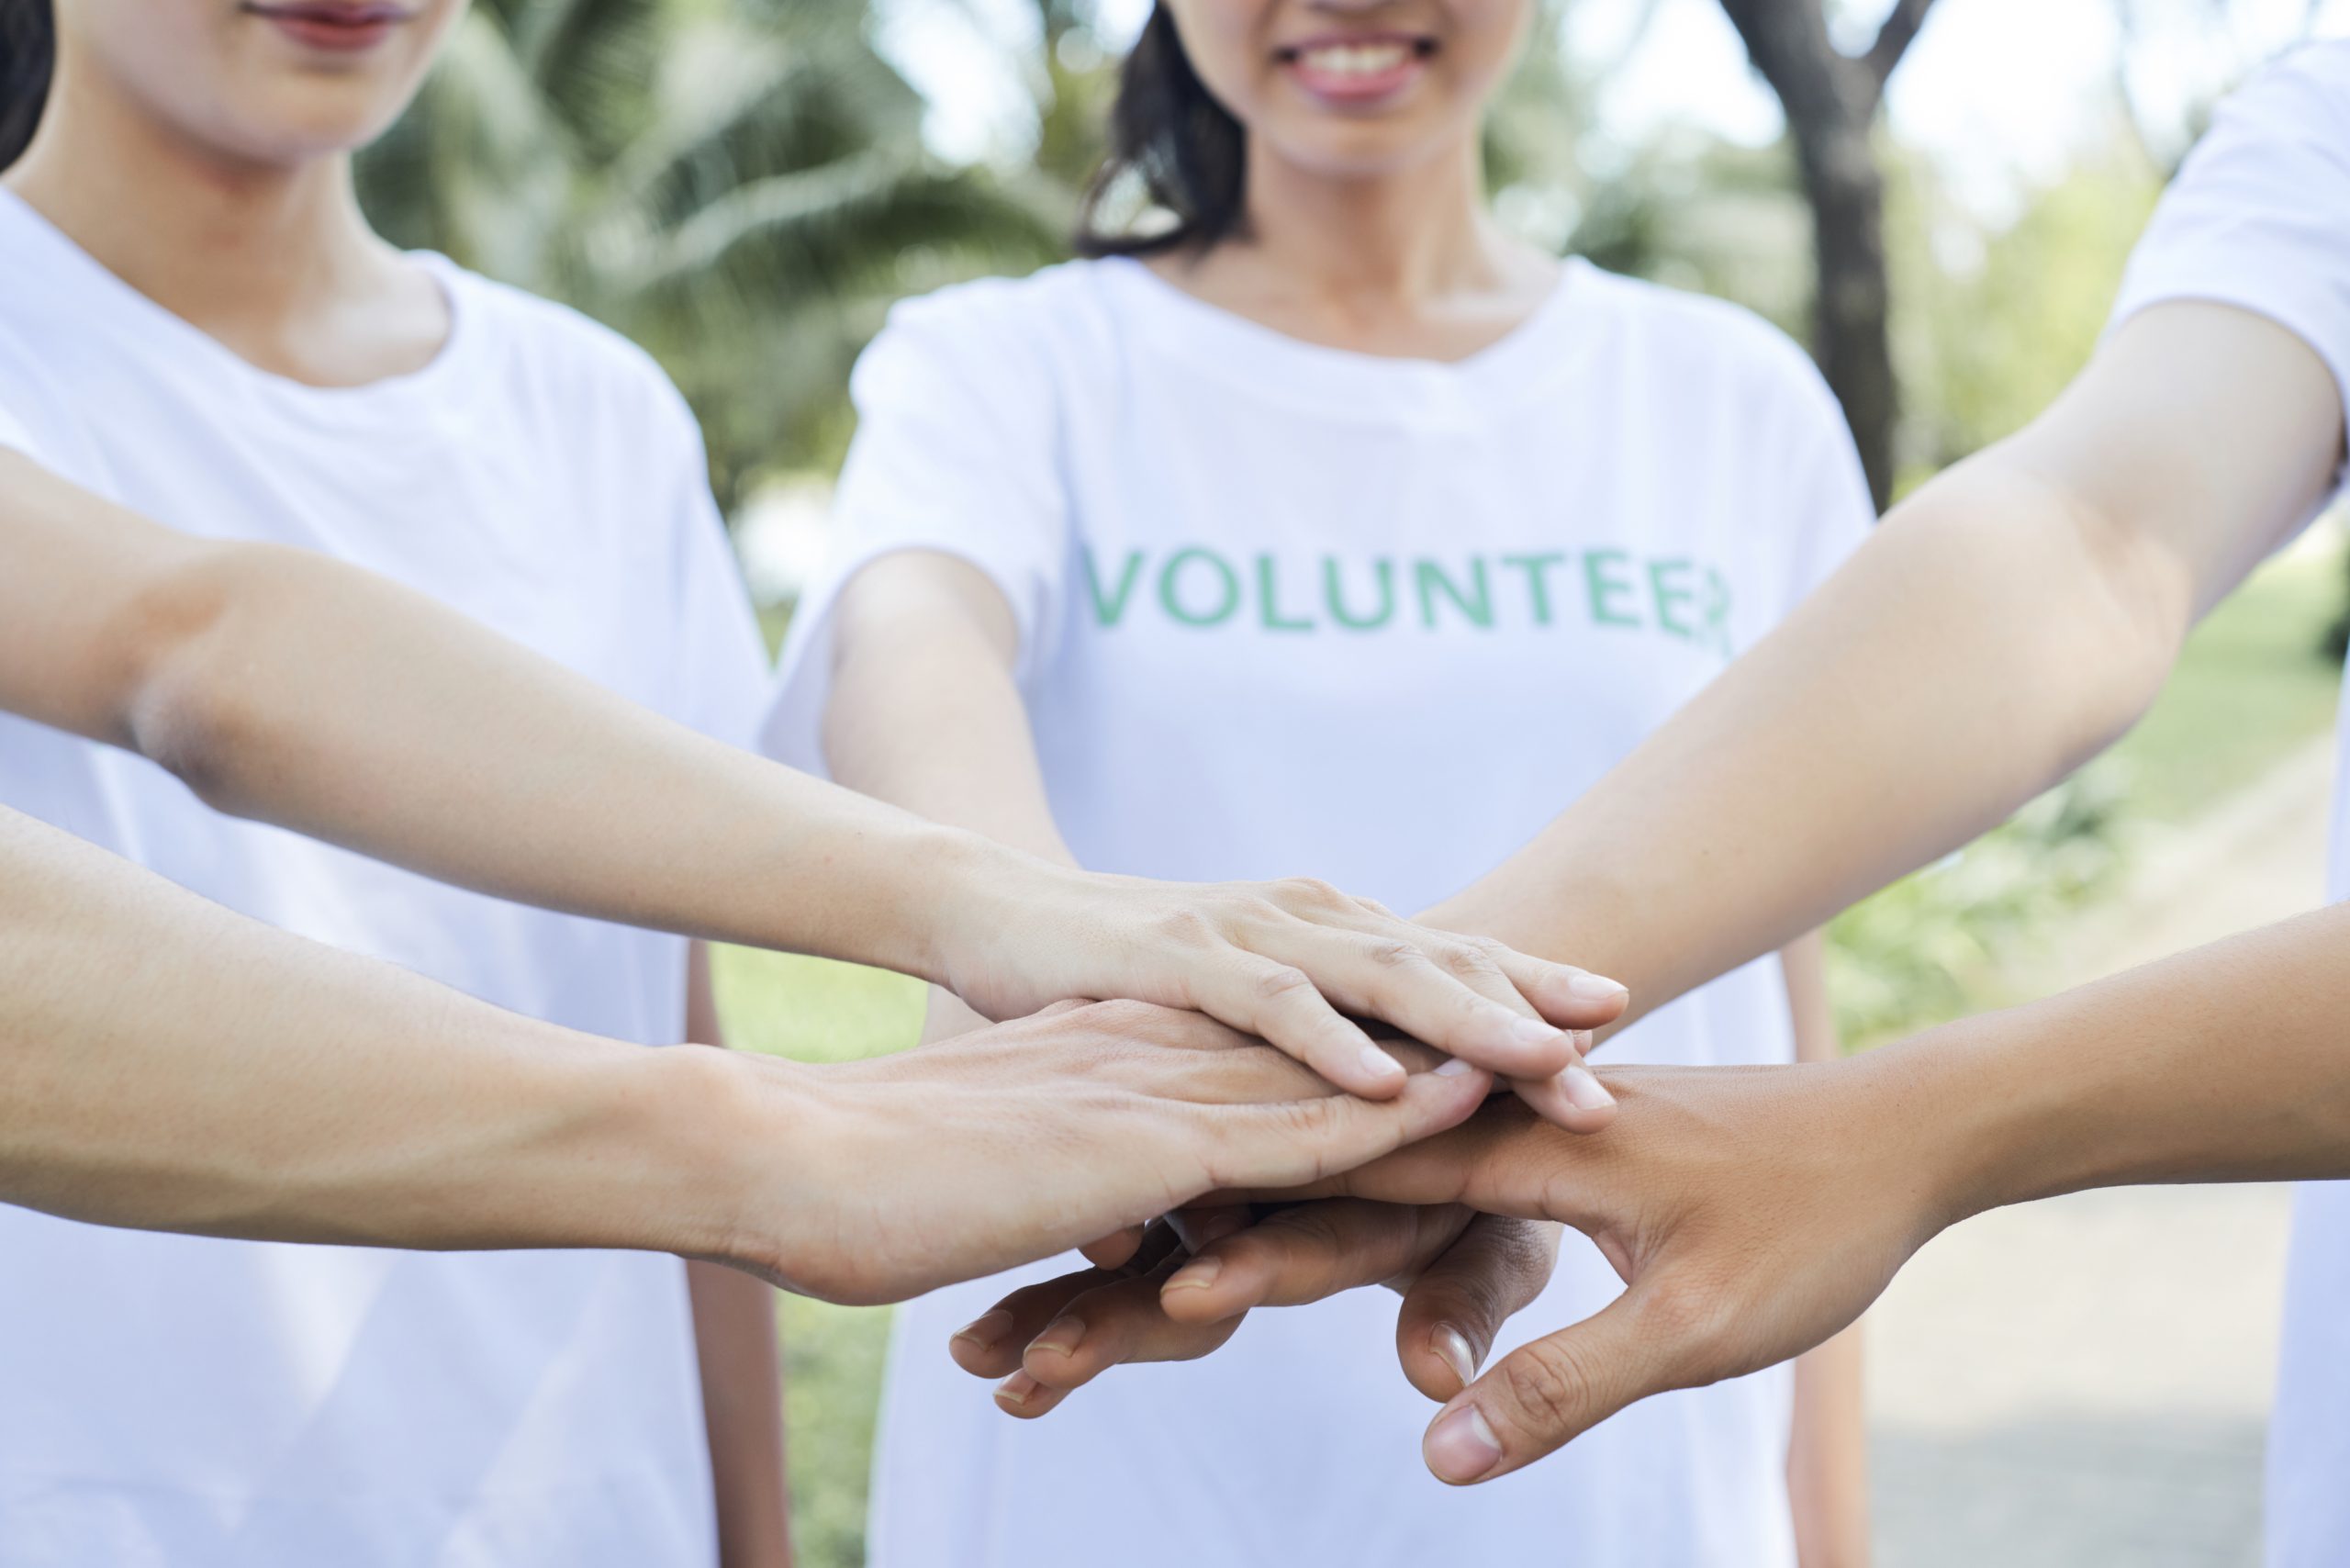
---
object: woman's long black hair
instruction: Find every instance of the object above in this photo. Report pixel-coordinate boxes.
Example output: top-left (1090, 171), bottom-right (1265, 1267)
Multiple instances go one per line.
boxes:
top-left (1074, 4), bottom-right (1248, 258)
top-left (0, 0), bottom-right (52, 170)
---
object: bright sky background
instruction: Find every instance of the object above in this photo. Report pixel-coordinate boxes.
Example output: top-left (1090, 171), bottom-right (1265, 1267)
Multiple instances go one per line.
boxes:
top-left (881, 0), bottom-right (2350, 218)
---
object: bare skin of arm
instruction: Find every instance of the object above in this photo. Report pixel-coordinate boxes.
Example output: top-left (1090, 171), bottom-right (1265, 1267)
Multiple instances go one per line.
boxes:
top-left (684, 945), bottom-right (795, 1568)
top-left (1782, 931), bottom-right (1870, 1568)
top-left (978, 299), bottom-right (2350, 1478)
top-left (822, 552), bottom-right (1624, 1126)
top-left (0, 449), bottom-right (1618, 1087)
top-left (0, 804), bottom-right (1503, 1304)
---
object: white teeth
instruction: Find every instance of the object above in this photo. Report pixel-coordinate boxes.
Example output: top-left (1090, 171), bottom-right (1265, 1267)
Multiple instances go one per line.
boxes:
top-left (1297, 41), bottom-right (1411, 77)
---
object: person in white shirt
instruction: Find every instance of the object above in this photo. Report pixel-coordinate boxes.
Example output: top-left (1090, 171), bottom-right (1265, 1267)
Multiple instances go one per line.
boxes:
top-left (767, 2), bottom-right (1874, 1563)
top-left (0, 0), bottom-right (1623, 1562)
top-left (979, 39), bottom-right (2350, 1566)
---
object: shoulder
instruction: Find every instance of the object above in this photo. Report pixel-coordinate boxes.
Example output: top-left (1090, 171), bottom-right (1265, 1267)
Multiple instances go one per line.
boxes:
top-left (862, 259), bottom-right (1125, 384)
top-left (2215, 39), bottom-right (2350, 141)
top-left (431, 260), bottom-right (704, 448)
top-left (880, 258), bottom-right (1119, 340)
top-left (2154, 40), bottom-right (2350, 203)
top-left (1571, 262), bottom-right (1845, 425)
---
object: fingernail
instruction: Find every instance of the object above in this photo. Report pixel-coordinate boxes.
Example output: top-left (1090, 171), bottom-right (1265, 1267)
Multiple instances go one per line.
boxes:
top-left (1568, 972), bottom-right (1628, 1002)
top-left (1435, 1056), bottom-right (1477, 1078)
top-left (953, 1310), bottom-right (1013, 1353)
top-left (995, 1371), bottom-right (1042, 1408)
top-left (1359, 1043), bottom-right (1407, 1083)
top-left (1563, 1065), bottom-right (1615, 1112)
top-left (1432, 1325), bottom-right (1478, 1390)
top-left (1165, 1254), bottom-right (1223, 1293)
top-left (1508, 1016), bottom-right (1568, 1050)
top-left (1426, 1402), bottom-right (1504, 1483)
top-left (1031, 1316), bottom-right (1087, 1359)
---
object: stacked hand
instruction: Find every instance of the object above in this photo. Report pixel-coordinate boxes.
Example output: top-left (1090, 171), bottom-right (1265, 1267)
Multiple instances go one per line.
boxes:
top-left (948, 1043), bottom-right (1974, 1482)
top-left (940, 866), bottom-right (1628, 1121)
top-left (705, 1000), bottom-right (1502, 1306)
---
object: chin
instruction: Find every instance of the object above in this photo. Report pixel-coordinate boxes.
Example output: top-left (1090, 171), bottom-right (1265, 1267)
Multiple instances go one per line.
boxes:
top-left (216, 84), bottom-right (413, 163)
top-left (1261, 124), bottom-right (1450, 182)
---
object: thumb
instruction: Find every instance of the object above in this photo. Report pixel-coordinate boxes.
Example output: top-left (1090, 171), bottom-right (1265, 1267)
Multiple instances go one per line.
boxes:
top-left (1419, 1283), bottom-right (1677, 1484)
top-left (1393, 1217), bottom-right (1562, 1403)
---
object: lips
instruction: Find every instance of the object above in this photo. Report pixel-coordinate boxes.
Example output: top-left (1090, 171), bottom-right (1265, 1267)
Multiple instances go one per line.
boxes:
top-left (244, 2), bottom-right (414, 53)
top-left (1275, 31), bottom-right (1436, 105)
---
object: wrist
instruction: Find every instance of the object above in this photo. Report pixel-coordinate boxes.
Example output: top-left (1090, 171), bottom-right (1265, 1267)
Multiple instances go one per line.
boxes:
top-left (629, 1044), bottom-right (828, 1275)
top-left (918, 833), bottom-right (1076, 1007)
top-left (1843, 1014), bottom-right (2085, 1233)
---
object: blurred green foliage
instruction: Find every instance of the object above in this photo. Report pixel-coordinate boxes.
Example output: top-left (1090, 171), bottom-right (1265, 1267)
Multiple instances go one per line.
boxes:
top-left (356, 0), bottom-right (1063, 511)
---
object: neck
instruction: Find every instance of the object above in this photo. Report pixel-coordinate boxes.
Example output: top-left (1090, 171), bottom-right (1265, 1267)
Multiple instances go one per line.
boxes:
top-left (1236, 137), bottom-right (1510, 305)
top-left (4, 57), bottom-right (390, 344)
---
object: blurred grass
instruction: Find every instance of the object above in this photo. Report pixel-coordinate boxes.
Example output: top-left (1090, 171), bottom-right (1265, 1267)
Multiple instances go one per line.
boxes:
top-left (715, 527), bottom-right (2344, 1567)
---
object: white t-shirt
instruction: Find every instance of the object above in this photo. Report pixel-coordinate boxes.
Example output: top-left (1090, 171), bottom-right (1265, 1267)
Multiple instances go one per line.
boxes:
top-left (2109, 40), bottom-right (2350, 1568)
top-left (767, 255), bottom-right (1872, 1568)
top-left (0, 191), bottom-right (769, 1567)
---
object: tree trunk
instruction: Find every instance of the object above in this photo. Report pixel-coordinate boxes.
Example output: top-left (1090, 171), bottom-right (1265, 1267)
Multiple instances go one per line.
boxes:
top-left (1714, 0), bottom-right (1936, 510)
top-left (1792, 110), bottom-right (1898, 507)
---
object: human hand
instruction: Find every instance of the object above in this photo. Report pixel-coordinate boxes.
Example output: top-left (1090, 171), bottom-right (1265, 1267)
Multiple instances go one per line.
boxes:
top-left (935, 860), bottom-right (1627, 1119)
top-left (963, 1045), bottom-right (1968, 1484)
top-left (711, 1000), bottom-right (1496, 1306)
top-left (948, 1203), bottom-right (1561, 1417)
top-left (1237, 1052), bottom-right (1962, 1484)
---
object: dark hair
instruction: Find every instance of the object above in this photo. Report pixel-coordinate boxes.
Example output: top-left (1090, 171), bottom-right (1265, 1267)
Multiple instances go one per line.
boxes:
top-left (1075, 4), bottom-right (1248, 258)
top-left (0, 0), bottom-right (52, 171)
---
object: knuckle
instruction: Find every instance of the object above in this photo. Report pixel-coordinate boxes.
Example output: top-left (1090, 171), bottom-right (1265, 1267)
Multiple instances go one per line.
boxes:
top-left (1642, 1278), bottom-right (1733, 1348)
top-left (1497, 1338), bottom-right (1600, 1435)
top-left (1275, 876), bottom-right (1349, 912)
top-left (1156, 908), bottom-right (1221, 949)
top-left (1434, 942), bottom-right (1500, 981)
top-left (1253, 963), bottom-right (1317, 1004)
top-left (1363, 937), bottom-right (1425, 971)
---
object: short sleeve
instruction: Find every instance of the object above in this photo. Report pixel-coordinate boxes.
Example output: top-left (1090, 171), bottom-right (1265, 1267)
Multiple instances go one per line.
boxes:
top-left (659, 398), bottom-right (773, 751)
top-left (0, 324), bottom-right (58, 469)
top-left (760, 281), bottom-right (1071, 774)
top-left (2109, 41), bottom-right (2350, 499)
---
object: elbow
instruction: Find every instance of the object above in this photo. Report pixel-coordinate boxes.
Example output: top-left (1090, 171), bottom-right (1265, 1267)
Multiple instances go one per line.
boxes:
top-left (2043, 483), bottom-right (2195, 771)
top-left (114, 544), bottom-right (294, 814)
top-left (1905, 454), bottom-right (2193, 781)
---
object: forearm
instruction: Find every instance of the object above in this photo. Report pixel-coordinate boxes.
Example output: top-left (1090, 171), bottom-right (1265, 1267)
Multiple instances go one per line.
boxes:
top-left (1927, 899), bottom-right (2350, 1213)
top-left (1429, 455), bottom-right (2183, 1018)
top-left (823, 558), bottom-right (1079, 1039)
top-left (1431, 306), bottom-right (2341, 1027)
top-left (1788, 1329), bottom-right (1870, 1568)
top-left (689, 1260), bottom-right (793, 1568)
top-left (823, 557), bottom-right (1077, 867)
top-left (0, 806), bottom-right (773, 1255)
top-left (1, 453), bottom-right (1023, 981)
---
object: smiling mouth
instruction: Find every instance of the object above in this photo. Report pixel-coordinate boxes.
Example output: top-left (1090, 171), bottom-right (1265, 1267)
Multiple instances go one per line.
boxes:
top-left (1273, 33), bottom-right (1438, 102)
top-left (1275, 35), bottom-right (1438, 76)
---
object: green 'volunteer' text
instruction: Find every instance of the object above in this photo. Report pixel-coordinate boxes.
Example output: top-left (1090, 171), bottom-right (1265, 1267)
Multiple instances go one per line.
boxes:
top-left (1081, 545), bottom-right (1732, 654)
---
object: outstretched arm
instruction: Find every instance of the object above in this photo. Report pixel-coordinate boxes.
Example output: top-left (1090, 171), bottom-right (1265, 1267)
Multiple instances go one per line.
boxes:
top-left (1429, 303), bottom-right (2343, 1014)
top-left (1282, 897), bottom-right (2350, 1483)
top-left (0, 452), bottom-right (1617, 1078)
top-left (820, 550), bottom-right (1625, 1104)
top-left (0, 804), bottom-right (1496, 1299)
top-left (957, 301), bottom-right (2348, 1423)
